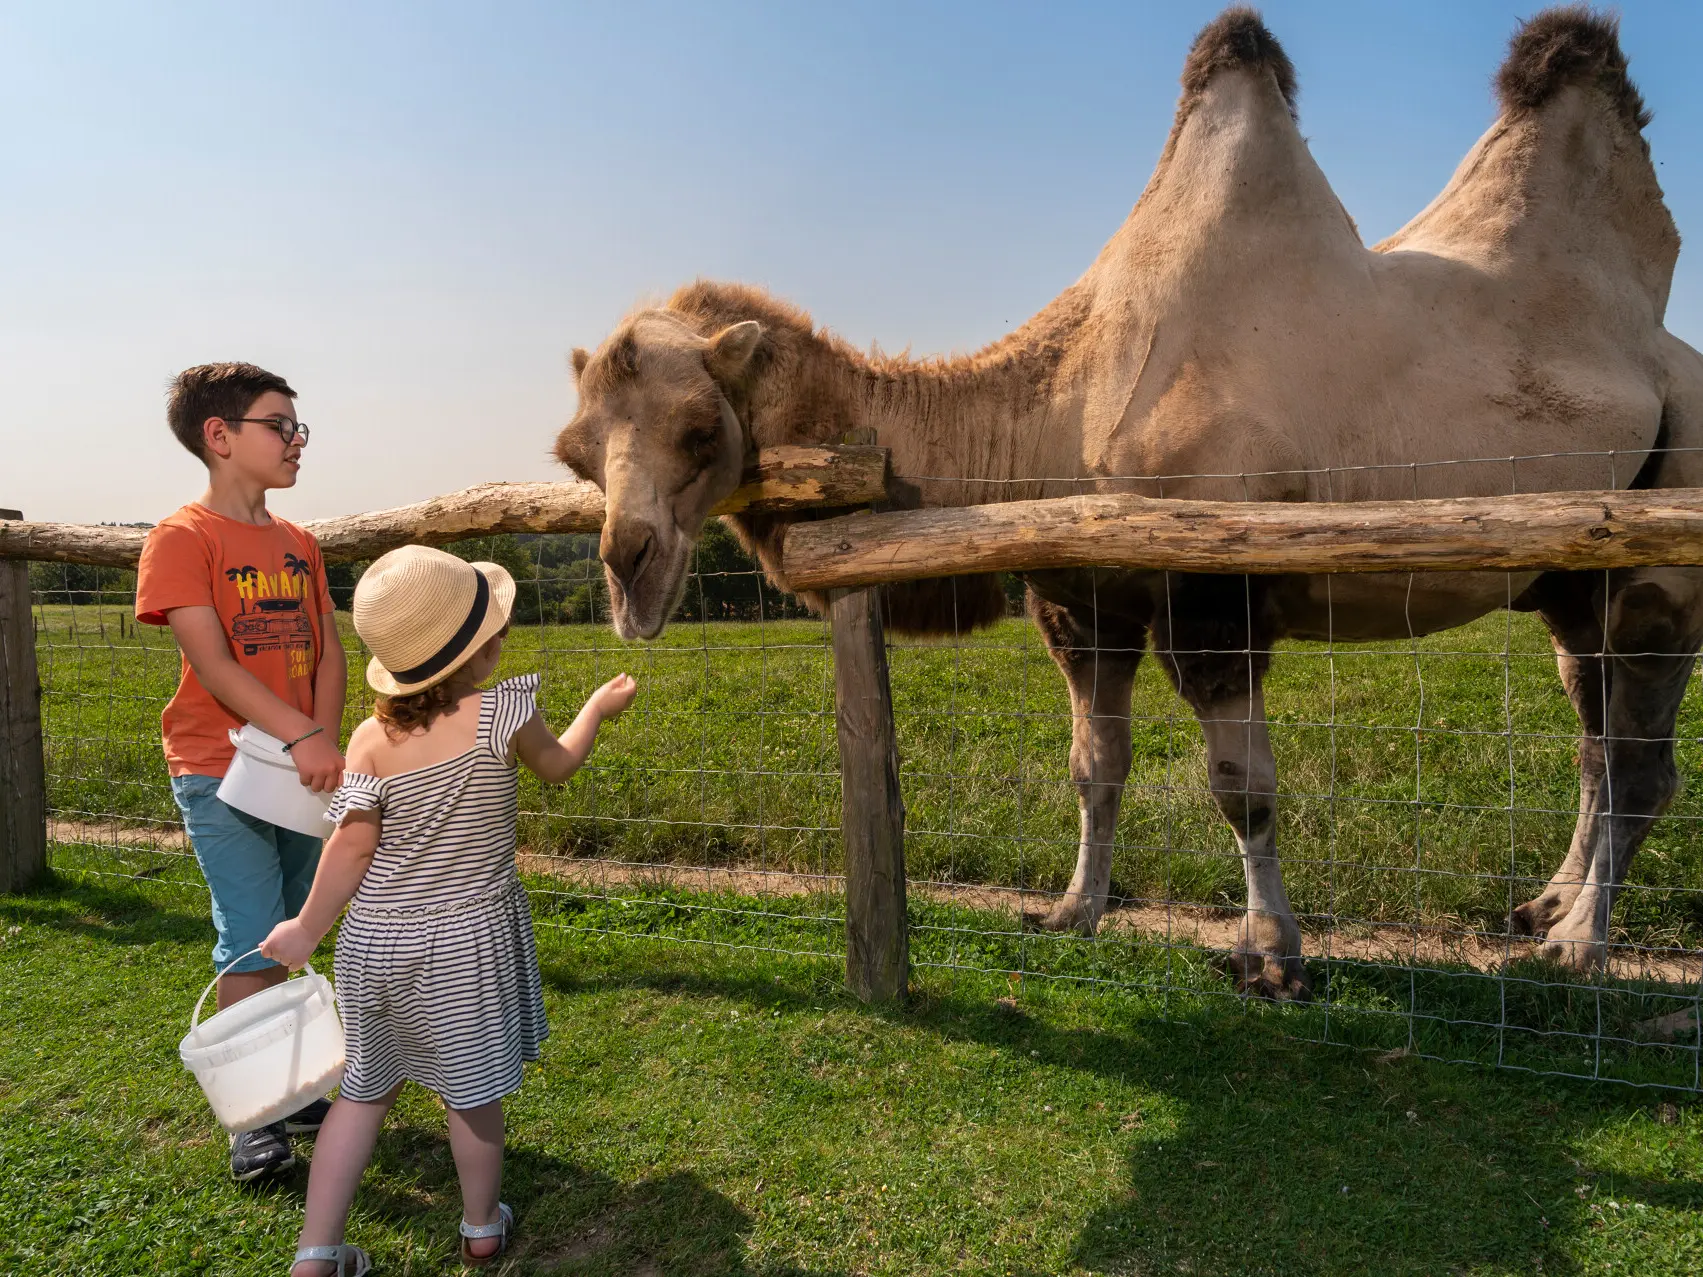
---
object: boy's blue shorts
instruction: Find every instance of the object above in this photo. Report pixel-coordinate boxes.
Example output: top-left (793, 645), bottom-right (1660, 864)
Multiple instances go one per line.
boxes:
top-left (170, 774), bottom-right (323, 974)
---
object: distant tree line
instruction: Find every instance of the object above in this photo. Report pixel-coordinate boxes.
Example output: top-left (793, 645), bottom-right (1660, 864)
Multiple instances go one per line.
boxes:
top-left (32, 519), bottom-right (1027, 625)
top-left (326, 521), bottom-right (815, 626)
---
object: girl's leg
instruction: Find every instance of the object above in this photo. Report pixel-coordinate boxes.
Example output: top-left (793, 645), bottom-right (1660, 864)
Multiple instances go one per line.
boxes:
top-left (445, 1098), bottom-right (505, 1260)
top-left (290, 1083), bottom-right (404, 1277)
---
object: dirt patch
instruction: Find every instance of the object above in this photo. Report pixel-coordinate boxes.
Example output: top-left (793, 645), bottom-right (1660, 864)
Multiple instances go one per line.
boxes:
top-left (49, 818), bottom-right (188, 853)
top-left (51, 821), bottom-right (1700, 986)
top-left (517, 852), bottom-right (1703, 986)
top-left (523, 1223), bottom-right (614, 1272)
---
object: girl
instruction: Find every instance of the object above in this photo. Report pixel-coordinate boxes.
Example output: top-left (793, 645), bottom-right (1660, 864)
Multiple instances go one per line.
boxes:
top-left (262, 545), bottom-right (637, 1276)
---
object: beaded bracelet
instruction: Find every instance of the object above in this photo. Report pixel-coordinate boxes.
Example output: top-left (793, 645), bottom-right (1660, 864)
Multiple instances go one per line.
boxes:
top-left (282, 726), bottom-right (325, 754)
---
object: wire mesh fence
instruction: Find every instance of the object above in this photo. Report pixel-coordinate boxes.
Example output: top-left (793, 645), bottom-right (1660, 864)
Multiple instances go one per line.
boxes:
top-left (25, 454), bottom-right (1703, 1092)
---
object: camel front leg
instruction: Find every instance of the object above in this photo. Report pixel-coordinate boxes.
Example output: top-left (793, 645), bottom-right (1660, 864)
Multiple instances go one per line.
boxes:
top-left (1154, 574), bottom-right (1306, 1000)
top-left (1043, 663), bottom-right (1138, 934)
top-left (1030, 593), bottom-right (1142, 935)
top-left (1194, 687), bottom-right (1307, 1000)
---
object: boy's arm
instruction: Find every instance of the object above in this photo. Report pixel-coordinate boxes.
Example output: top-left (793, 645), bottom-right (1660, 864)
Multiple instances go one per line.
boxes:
top-left (167, 605), bottom-right (344, 792)
top-left (259, 809), bottom-right (380, 970)
top-left (514, 673), bottom-right (637, 784)
top-left (313, 612), bottom-right (347, 738)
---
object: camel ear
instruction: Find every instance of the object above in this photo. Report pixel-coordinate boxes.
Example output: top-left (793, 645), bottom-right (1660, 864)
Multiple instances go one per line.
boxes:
top-left (705, 321), bottom-right (762, 383)
top-left (571, 347), bottom-right (591, 379)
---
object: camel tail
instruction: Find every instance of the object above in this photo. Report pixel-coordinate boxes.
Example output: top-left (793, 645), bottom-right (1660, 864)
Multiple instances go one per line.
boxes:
top-left (1497, 6), bottom-right (1650, 131)
top-left (1180, 6), bottom-right (1297, 118)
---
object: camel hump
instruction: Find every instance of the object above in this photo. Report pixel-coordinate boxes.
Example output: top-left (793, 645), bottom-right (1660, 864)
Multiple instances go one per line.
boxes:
top-left (1496, 6), bottom-right (1650, 131)
top-left (1179, 6), bottom-right (1297, 117)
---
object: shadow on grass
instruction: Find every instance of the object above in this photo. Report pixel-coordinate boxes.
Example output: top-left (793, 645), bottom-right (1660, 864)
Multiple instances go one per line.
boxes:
top-left (14, 874), bottom-right (1700, 1274)
top-left (542, 941), bottom-right (1703, 1277)
top-left (0, 870), bottom-right (212, 948)
top-left (358, 1123), bottom-right (841, 1277)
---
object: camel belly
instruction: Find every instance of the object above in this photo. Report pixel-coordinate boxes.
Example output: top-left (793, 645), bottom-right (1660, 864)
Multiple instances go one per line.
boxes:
top-left (1024, 567), bottom-right (1533, 645)
top-left (1276, 571), bottom-right (1539, 642)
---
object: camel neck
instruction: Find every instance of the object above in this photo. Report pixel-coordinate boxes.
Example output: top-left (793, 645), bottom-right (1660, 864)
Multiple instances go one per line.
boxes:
top-left (734, 289), bottom-right (1091, 508)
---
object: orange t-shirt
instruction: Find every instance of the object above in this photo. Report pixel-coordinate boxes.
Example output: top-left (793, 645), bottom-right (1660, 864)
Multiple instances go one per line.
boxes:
top-left (135, 503), bottom-right (336, 778)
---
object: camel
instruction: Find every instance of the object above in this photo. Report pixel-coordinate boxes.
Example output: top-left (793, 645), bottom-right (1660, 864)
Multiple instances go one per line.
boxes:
top-left (553, 6), bottom-right (1703, 998)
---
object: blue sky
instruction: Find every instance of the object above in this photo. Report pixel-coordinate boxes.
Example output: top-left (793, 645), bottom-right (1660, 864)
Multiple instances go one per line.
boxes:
top-left (5, 1), bottom-right (1702, 524)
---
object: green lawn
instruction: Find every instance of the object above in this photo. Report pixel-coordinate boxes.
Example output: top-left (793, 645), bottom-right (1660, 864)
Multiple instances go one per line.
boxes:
top-left (36, 604), bottom-right (1703, 946)
top-left (3, 873), bottom-right (1702, 1276)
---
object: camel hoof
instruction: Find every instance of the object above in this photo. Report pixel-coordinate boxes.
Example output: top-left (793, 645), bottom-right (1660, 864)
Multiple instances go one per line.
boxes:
top-left (1029, 899), bottom-right (1101, 937)
top-left (1511, 893), bottom-right (1567, 938)
top-left (1223, 948), bottom-right (1312, 1003)
top-left (1539, 934), bottom-right (1607, 974)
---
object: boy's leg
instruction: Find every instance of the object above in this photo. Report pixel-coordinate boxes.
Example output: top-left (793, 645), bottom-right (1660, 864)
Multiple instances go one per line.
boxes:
top-left (445, 1099), bottom-right (505, 1259)
top-left (292, 1084), bottom-right (403, 1277)
top-left (171, 774), bottom-right (292, 1006)
top-left (278, 826), bottom-right (324, 920)
top-left (172, 775), bottom-right (298, 1180)
top-left (215, 827), bottom-right (319, 1009)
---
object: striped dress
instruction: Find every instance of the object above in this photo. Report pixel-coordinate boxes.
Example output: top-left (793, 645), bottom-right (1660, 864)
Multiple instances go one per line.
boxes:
top-left (326, 674), bottom-right (547, 1110)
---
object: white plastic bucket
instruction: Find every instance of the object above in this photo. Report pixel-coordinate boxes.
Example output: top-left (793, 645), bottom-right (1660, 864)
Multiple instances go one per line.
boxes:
top-left (217, 724), bottom-right (332, 837)
top-left (179, 948), bottom-right (347, 1134)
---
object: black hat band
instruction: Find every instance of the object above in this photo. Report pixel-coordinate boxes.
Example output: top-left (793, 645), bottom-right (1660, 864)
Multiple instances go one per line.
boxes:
top-left (387, 569), bottom-right (490, 686)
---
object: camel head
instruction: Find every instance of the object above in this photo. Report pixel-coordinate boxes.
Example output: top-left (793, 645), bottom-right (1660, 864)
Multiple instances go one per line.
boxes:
top-left (555, 310), bottom-right (762, 640)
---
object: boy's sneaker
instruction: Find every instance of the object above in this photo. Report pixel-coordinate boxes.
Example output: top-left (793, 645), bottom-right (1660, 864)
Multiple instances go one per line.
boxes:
top-left (229, 1123), bottom-right (295, 1182)
top-left (283, 1097), bottom-right (332, 1136)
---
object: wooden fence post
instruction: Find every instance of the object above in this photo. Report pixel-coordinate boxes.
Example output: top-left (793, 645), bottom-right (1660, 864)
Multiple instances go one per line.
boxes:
top-left (0, 509), bottom-right (47, 893)
top-left (830, 583), bottom-right (909, 1002)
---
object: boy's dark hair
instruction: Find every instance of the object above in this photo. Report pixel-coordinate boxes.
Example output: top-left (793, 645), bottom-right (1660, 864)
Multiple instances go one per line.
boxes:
top-left (167, 362), bottom-right (297, 461)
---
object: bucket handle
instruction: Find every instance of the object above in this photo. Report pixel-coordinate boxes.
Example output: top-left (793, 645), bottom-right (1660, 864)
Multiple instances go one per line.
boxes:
top-left (188, 947), bottom-right (318, 1035)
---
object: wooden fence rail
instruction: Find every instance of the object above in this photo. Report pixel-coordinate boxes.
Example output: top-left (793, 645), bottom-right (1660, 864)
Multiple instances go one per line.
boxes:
top-left (0, 444), bottom-right (890, 568)
top-left (782, 487), bottom-right (1703, 590)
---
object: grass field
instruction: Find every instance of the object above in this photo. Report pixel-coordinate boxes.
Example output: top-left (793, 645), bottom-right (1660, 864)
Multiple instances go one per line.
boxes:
top-left (4, 872), bottom-right (1703, 1276)
top-left (36, 602), bottom-right (1703, 948)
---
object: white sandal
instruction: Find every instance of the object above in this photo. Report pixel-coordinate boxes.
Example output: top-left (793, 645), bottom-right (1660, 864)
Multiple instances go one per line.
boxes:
top-left (459, 1202), bottom-right (514, 1268)
top-left (290, 1243), bottom-right (372, 1276)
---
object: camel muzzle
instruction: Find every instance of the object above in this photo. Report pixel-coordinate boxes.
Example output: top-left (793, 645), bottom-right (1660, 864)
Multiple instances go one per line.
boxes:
top-left (601, 524), bottom-right (655, 593)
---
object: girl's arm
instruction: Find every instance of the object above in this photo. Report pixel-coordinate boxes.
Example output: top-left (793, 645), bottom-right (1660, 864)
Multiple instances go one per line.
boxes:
top-left (259, 808), bottom-right (380, 970)
top-left (514, 673), bottom-right (637, 784)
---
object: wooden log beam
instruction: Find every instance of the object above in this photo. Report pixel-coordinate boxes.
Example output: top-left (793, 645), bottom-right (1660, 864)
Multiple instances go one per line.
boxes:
top-left (783, 488), bottom-right (1703, 589)
top-left (0, 509), bottom-right (47, 894)
top-left (831, 585), bottom-right (909, 1003)
top-left (0, 444), bottom-right (890, 568)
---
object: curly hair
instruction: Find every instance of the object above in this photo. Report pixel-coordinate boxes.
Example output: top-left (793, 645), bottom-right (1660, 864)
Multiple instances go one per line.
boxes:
top-left (373, 682), bottom-right (462, 737)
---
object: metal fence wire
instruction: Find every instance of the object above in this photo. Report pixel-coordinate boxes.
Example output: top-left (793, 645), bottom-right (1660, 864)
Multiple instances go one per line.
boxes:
top-left (29, 455), bottom-right (1703, 1093)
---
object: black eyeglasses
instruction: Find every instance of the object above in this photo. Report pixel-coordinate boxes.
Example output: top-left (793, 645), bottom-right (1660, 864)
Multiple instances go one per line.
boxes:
top-left (229, 417), bottom-right (310, 445)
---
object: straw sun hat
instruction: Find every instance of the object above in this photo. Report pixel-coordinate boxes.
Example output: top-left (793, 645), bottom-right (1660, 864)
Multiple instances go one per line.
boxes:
top-left (353, 545), bottom-right (516, 697)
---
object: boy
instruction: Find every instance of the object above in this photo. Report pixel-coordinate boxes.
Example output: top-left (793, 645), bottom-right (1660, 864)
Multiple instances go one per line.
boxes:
top-left (135, 362), bottom-right (348, 1181)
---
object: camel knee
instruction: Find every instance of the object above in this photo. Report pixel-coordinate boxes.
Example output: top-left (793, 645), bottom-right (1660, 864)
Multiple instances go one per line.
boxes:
top-left (1209, 757), bottom-right (1276, 841)
top-left (1603, 741), bottom-right (1680, 819)
top-left (1070, 737), bottom-right (1132, 792)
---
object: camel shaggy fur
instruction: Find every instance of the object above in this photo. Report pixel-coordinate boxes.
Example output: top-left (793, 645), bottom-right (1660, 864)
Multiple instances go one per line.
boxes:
top-left (554, 6), bottom-right (1703, 997)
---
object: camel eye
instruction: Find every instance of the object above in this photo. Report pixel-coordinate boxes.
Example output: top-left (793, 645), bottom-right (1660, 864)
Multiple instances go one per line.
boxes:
top-left (682, 423), bottom-right (720, 467)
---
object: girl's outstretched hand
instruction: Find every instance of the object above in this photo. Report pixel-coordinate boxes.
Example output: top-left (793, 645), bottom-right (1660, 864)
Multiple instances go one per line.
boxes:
top-left (590, 673), bottom-right (638, 722)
